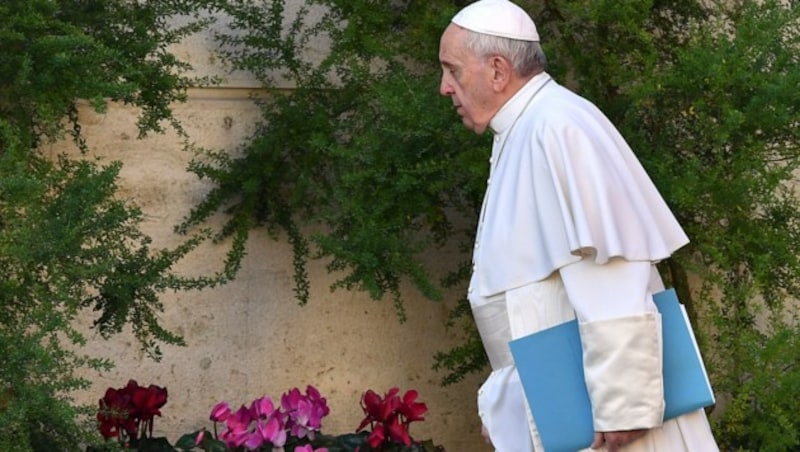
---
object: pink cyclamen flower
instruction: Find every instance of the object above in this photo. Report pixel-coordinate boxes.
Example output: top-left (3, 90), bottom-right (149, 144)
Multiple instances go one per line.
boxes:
top-left (195, 430), bottom-right (205, 446)
top-left (243, 430), bottom-right (265, 451)
top-left (257, 416), bottom-right (286, 447)
top-left (289, 398), bottom-right (313, 438)
top-left (221, 405), bottom-right (255, 448)
top-left (251, 396), bottom-right (276, 419)
top-left (210, 401), bottom-right (231, 422)
top-left (305, 385), bottom-right (330, 424)
top-left (295, 445), bottom-right (329, 452)
top-left (281, 387), bottom-right (303, 412)
top-left (281, 386), bottom-right (329, 440)
top-left (227, 429), bottom-right (252, 449)
top-left (272, 426), bottom-right (288, 448)
top-left (227, 405), bottom-right (253, 431)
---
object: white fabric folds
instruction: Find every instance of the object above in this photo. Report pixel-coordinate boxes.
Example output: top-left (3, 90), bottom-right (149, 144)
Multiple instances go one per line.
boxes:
top-left (579, 313), bottom-right (665, 432)
top-left (474, 75), bottom-right (689, 296)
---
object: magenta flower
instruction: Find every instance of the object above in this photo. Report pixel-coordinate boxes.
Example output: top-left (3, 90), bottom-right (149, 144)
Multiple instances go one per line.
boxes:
top-left (269, 419), bottom-right (288, 447)
top-left (227, 405), bottom-right (253, 433)
top-left (257, 416), bottom-right (286, 447)
top-left (251, 396), bottom-right (276, 419)
top-left (225, 429), bottom-right (251, 449)
top-left (281, 385), bottom-right (329, 440)
top-left (296, 445), bottom-right (329, 452)
top-left (210, 396), bottom-right (291, 451)
top-left (209, 401), bottom-right (231, 422)
top-left (219, 405), bottom-right (254, 448)
top-left (243, 429), bottom-right (265, 450)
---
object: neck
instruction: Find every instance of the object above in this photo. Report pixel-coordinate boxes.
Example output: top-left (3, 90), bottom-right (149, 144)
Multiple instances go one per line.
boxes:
top-left (499, 72), bottom-right (537, 106)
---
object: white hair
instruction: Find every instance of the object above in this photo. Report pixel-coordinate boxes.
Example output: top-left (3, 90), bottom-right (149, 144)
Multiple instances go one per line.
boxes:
top-left (463, 30), bottom-right (547, 77)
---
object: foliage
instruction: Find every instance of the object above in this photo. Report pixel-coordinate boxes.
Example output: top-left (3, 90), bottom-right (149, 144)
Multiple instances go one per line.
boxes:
top-left (0, 0), bottom-right (226, 450)
top-left (179, 0), bottom-right (486, 322)
top-left (184, 0), bottom-right (800, 449)
top-left (709, 320), bottom-right (800, 451)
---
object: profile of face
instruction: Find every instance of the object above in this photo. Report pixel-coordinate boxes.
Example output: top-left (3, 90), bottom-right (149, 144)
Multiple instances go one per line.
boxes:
top-left (438, 25), bottom-right (500, 134)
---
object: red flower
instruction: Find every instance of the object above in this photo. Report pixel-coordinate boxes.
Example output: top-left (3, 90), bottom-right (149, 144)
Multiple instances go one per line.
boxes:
top-left (132, 382), bottom-right (168, 420)
top-left (356, 387), bottom-right (428, 448)
top-left (386, 414), bottom-right (411, 446)
top-left (97, 386), bottom-right (137, 439)
top-left (398, 389), bottom-right (427, 423)
top-left (96, 380), bottom-right (168, 443)
top-left (357, 390), bottom-right (382, 429)
top-left (366, 423), bottom-right (386, 448)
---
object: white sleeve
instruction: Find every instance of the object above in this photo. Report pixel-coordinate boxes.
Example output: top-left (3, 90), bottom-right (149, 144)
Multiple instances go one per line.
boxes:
top-left (559, 256), bottom-right (657, 322)
top-left (559, 257), bottom-right (666, 431)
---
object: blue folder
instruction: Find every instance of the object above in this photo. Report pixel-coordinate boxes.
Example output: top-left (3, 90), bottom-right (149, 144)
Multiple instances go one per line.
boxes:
top-left (508, 288), bottom-right (715, 452)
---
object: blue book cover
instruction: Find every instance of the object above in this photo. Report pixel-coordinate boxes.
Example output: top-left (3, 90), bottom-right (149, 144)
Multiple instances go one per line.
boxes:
top-left (508, 288), bottom-right (714, 452)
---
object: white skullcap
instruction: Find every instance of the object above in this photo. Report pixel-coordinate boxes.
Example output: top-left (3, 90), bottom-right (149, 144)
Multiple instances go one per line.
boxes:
top-left (451, 0), bottom-right (539, 42)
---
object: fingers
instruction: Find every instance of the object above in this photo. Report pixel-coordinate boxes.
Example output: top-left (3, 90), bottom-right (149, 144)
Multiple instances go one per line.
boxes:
top-left (592, 432), bottom-right (621, 452)
top-left (593, 429), bottom-right (648, 451)
top-left (591, 432), bottom-right (604, 449)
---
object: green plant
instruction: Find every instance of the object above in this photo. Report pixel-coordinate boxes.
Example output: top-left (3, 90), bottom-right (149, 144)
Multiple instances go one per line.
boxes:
top-left (1, 1), bottom-right (227, 450)
top-left (180, 0), bottom-right (485, 322)
top-left (710, 321), bottom-right (800, 451)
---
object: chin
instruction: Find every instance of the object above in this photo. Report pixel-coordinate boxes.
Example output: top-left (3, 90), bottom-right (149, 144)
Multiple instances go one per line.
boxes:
top-left (461, 118), bottom-right (481, 134)
top-left (468, 122), bottom-right (488, 134)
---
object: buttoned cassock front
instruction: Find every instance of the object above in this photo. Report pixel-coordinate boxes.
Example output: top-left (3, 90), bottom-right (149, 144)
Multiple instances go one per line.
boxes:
top-left (468, 73), bottom-right (719, 451)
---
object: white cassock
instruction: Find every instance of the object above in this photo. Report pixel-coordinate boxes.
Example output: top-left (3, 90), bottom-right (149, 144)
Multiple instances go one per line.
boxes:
top-left (468, 72), bottom-right (719, 451)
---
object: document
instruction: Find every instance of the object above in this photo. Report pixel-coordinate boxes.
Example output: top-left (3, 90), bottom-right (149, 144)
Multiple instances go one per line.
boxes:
top-left (508, 288), bottom-right (714, 451)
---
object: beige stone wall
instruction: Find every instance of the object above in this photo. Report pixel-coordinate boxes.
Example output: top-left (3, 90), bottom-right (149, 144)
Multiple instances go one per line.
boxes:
top-left (40, 5), bottom-right (493, 449)
top-left (47, 90), bottom-right (487, 450)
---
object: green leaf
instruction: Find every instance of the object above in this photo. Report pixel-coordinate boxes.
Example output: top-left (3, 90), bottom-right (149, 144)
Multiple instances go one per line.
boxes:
top-left (134, 437), bottom-right (175, 452)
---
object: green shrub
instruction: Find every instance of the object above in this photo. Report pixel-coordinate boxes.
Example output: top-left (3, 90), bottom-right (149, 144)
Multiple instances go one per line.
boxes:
top-left (1, 0), bottom-right (226, 449)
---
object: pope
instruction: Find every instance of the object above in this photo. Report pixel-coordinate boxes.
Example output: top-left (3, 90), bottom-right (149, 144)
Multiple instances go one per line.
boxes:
top-left (437, 0), bottom-right (720, 450)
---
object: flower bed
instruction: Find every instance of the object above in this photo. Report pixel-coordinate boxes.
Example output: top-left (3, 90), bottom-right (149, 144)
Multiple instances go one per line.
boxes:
top-left (94, 380), bottom-right (443, 452)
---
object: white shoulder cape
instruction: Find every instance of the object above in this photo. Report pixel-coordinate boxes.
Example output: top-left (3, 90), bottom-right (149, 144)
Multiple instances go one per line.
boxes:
top-left (474, 79), bottom-right (688, 296)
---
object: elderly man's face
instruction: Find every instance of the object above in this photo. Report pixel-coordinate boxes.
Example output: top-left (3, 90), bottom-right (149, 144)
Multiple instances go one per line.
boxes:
top-left (438, 25), bottom-right (498, 134)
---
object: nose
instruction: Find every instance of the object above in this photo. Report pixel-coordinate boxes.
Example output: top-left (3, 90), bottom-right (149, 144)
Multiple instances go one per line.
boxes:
top-left (439, 75), bottom-right (454, 97)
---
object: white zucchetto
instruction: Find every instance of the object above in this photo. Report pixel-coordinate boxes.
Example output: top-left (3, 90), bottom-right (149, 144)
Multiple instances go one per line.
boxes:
top-left (451, 0), bottom-right (540, 42)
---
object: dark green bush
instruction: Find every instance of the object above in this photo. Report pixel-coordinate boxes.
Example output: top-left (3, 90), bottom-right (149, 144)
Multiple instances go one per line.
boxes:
top-left (1, 0), bottom-right (226, 449)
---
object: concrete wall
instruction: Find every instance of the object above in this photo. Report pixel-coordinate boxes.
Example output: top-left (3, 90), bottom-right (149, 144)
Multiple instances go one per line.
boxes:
top-left (44, 6), bottom-right (490, 449)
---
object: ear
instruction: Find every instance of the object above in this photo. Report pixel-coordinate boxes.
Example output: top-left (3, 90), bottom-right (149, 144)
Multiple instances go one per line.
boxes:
top-left (488, 55), bottom-right (513, 92)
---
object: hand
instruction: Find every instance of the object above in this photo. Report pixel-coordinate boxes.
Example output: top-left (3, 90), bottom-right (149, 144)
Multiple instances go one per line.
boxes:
top-left (592, 429), bottom-right (648, 451)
